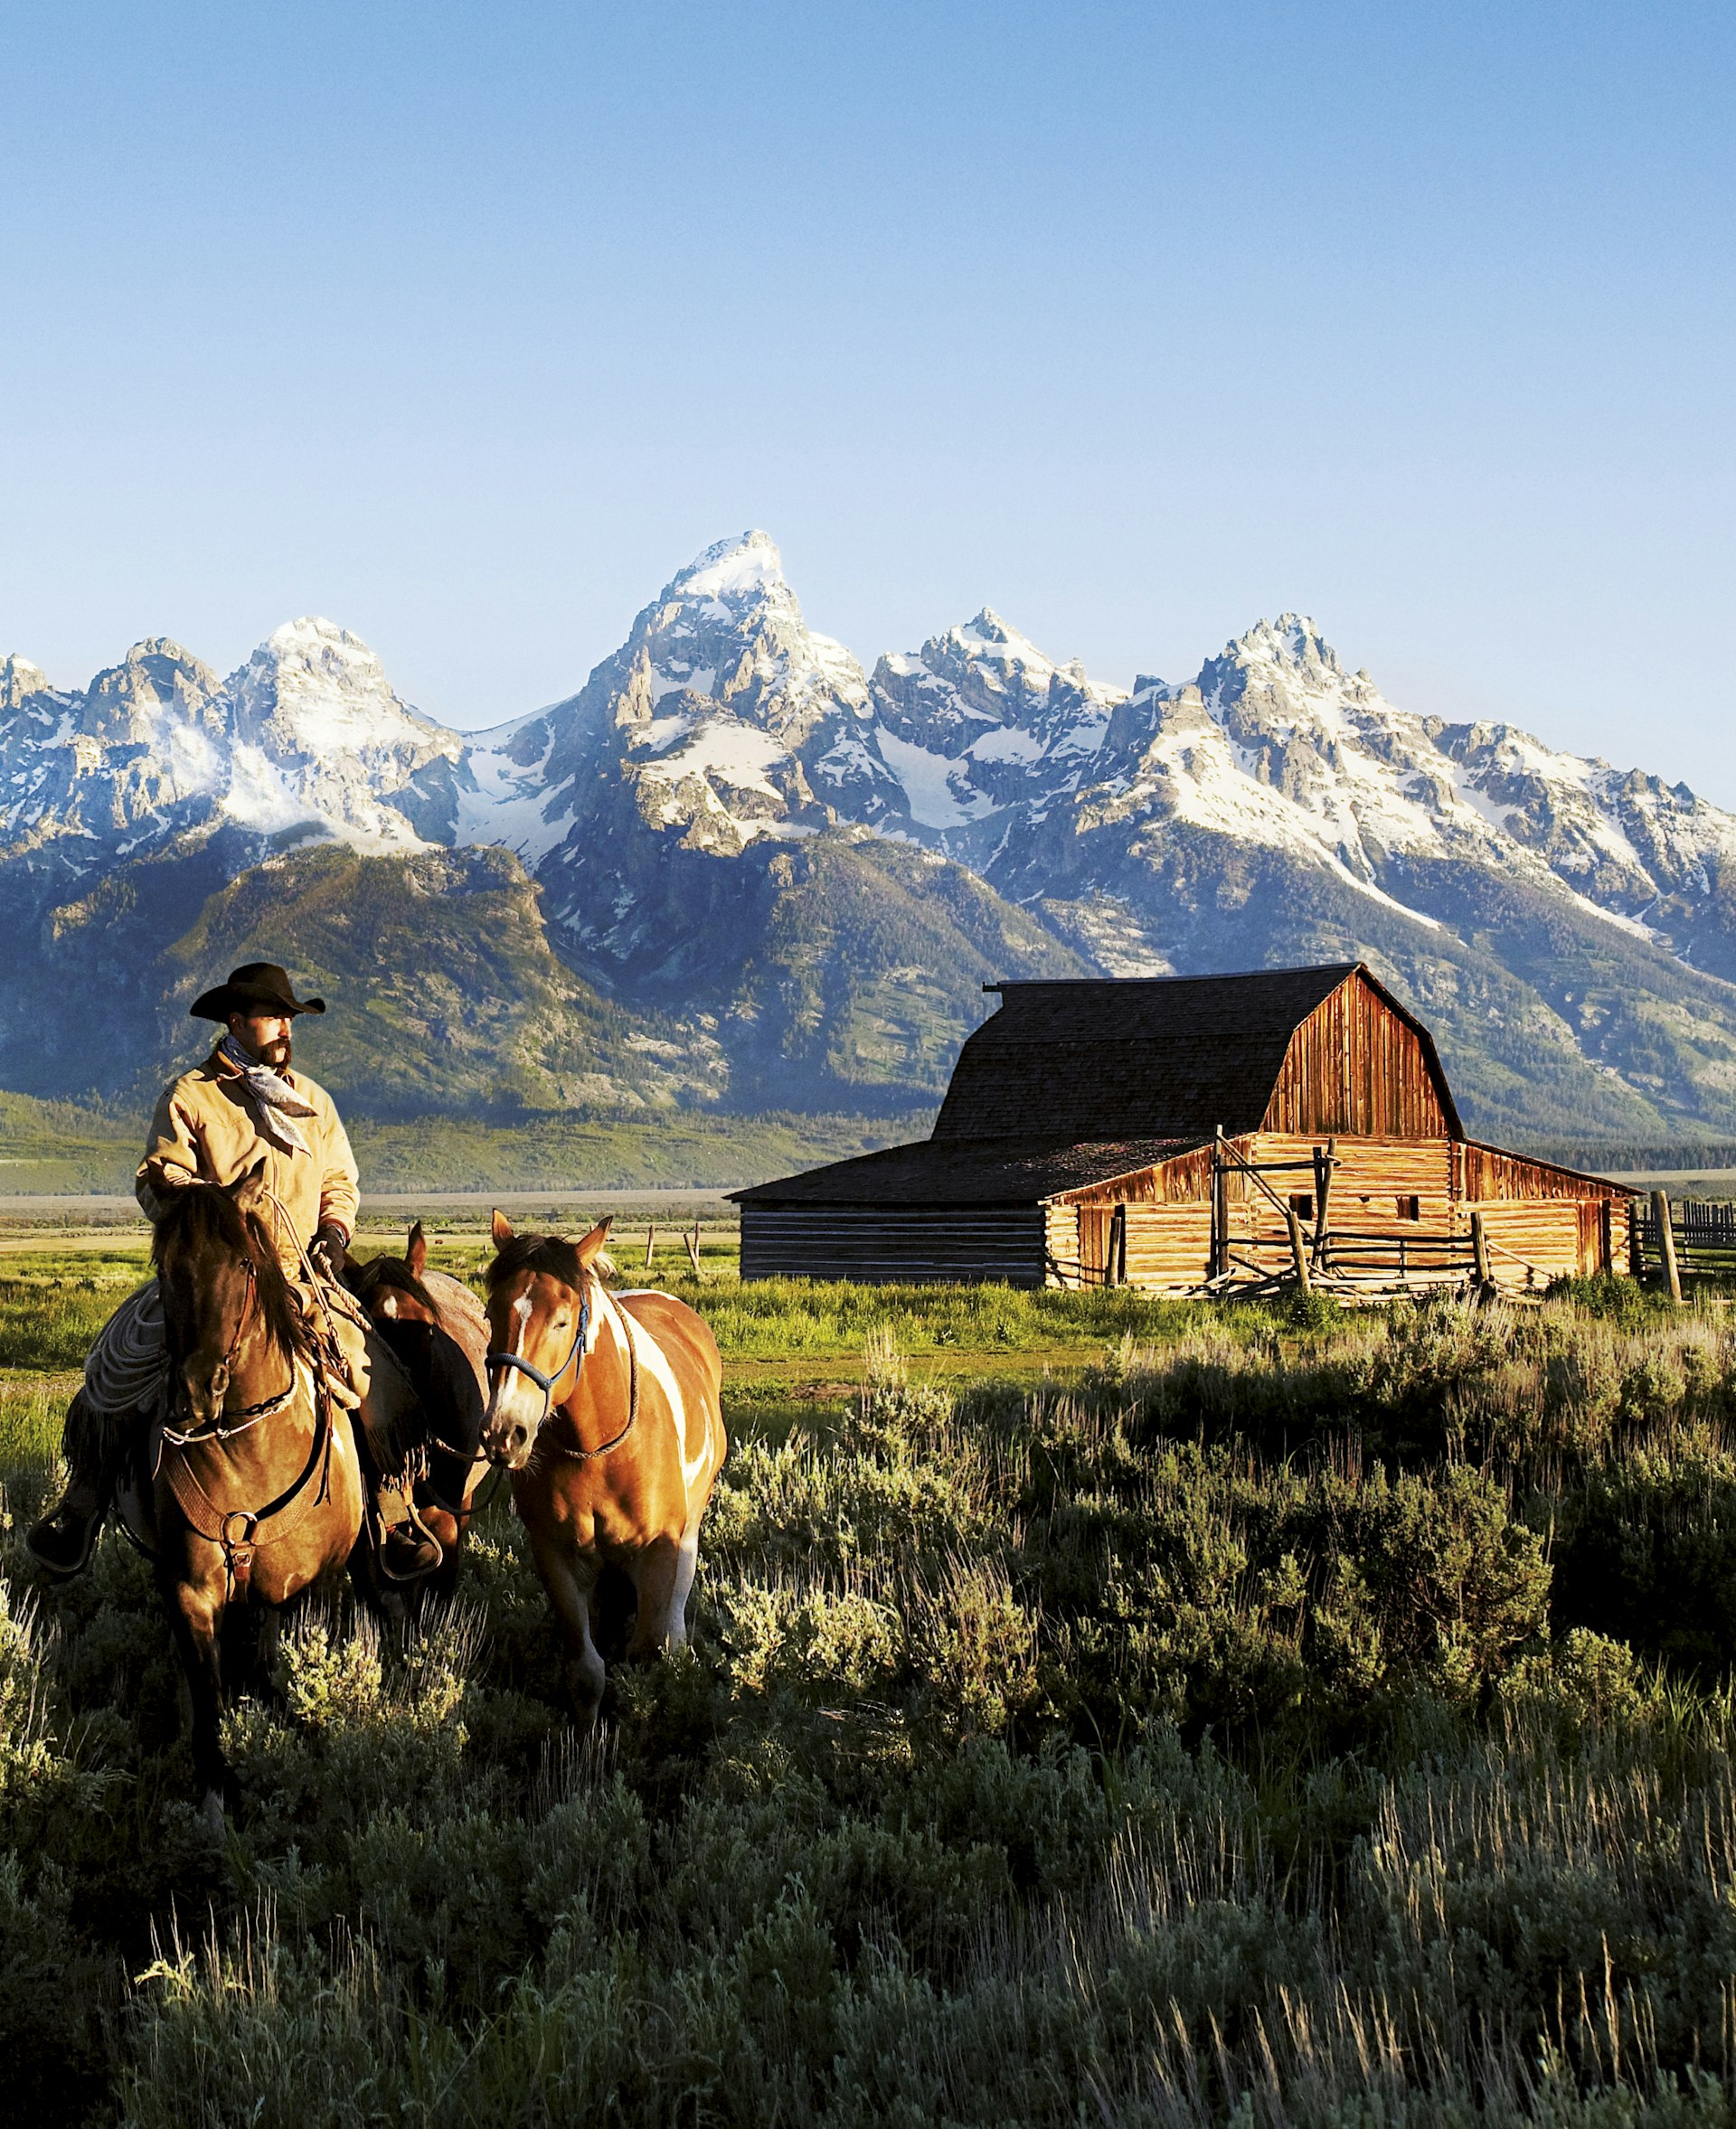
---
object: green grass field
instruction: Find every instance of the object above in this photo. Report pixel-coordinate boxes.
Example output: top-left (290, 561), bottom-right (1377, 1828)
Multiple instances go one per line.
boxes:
top-left (6, 1228), bottom-right (1736, 2124)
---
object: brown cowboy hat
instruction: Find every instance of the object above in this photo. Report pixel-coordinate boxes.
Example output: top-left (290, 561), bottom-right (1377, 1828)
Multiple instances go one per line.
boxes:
top-left (189, 961), bottom-right (327, 1022)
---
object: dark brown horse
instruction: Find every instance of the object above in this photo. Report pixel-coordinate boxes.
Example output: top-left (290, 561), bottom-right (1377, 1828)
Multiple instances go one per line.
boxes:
top-left (350, 1221), bottom-right (491, 1596)
top-left (111, 1167), bottom-right (365, 1817)
top-left (480, 1212), bottom-right (726, 1716)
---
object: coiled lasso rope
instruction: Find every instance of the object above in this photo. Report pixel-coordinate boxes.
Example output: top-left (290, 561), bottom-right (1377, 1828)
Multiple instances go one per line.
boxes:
top-left (83, 1282), bottom-right (171, 1418)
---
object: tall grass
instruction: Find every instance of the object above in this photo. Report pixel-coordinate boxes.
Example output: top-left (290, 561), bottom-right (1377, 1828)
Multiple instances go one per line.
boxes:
top-left (4, 1284), bottom-right (1736, 2120)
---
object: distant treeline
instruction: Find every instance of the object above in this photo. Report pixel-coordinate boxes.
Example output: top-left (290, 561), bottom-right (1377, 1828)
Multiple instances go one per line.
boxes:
top-left (1523, 1140), bottom-right (1736, 1173)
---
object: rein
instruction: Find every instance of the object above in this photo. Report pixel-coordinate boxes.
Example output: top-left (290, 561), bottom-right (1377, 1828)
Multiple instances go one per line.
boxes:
top-left (160, 1362), bottom-right (338, 1594)
top-left (487, 1279), bottom-right (641, 1464)
top-left (155, 1196), bottom-right (346, 1591)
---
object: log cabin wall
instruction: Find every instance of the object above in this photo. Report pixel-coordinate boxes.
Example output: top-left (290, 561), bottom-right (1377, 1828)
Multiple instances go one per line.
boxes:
top-left (1049, 1129), bottom-right (1632, 1291)
top-left (741, 1204), bottom-right (1049, 1286)
top-left (1263, 972), bottom-right (1454, 1137)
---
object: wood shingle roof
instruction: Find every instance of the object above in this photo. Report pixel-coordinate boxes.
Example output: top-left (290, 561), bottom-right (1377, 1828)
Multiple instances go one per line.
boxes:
top-left (933, 963), bottom-right (1366, 1142)
top-left (731, 1135), bottom-right (1202, 1208)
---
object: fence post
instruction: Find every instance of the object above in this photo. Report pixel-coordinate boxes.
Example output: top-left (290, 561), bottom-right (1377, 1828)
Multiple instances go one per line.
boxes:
top-left (1312, 1138), bottom-right (1335, 1269)
top-left (1470, 1209), bottom-right (1494, 1297)
top-left (1210, 1126), bottom-right (1227, 1281)
top-left (1652, 1189), bottom-right (1683, 1305)
top-left (1285, 1204), bottom-right (1312, 1295)
top-left (644, 1224), bottom-right (656, 1271)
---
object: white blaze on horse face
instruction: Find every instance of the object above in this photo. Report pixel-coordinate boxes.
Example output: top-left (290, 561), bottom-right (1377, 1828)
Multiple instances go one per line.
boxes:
top-left (486, 1291), bottom-right (546, 1438)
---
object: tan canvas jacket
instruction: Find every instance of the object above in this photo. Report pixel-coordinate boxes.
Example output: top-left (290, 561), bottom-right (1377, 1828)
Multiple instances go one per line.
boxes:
top-left (136, 1044), bottom-right (360, 1268)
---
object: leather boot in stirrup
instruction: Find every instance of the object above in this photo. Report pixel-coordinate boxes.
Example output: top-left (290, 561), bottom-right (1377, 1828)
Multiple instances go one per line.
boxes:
top-left (26, 1498), bottom-right (102, 1578)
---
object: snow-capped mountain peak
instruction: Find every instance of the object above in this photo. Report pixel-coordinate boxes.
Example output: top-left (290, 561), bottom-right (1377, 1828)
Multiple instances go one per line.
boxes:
top-left (229, 617), bottom-right (450, 758)
top-left (502, 533), bottom-right (887, 872)
top-left (0, 655), bottom-right (63, 719)
top-left (672, 528), bottom-right (788, 605)
top-left (80, 639), bottom-right (222, 744)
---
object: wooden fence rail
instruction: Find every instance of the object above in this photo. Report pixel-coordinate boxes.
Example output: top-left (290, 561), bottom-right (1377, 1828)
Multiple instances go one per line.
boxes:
top-left (1633, 1198), bottom-right (1736, 1284)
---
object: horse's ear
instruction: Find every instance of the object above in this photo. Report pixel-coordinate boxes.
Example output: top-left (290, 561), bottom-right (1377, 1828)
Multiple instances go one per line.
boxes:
top-left (491, 1210), bottom-right (515, 1247)
top-left (407, 1220), bottom-right (428, 1276)
top-left (575, 1217), bottom-right (613, 1270)
top-left (230, 1157), bottom-right (269, 1215)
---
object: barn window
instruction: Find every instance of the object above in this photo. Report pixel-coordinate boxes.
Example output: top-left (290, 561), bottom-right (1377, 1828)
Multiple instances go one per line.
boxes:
top-left (1289, 1192), bottom-right (1315, 1221)
top-left (1397, 1195), bottom-right (1421, 1221)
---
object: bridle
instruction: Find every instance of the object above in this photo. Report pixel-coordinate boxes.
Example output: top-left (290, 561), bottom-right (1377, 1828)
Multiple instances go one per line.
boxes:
top-left (162, 1248), bottom-right (298, 1446)
top-left (486, 1276), bottom-right (639, 1462)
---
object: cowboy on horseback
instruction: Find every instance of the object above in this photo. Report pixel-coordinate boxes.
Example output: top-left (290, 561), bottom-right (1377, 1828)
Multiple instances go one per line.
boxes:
top-left (27, 960), bottom-right (444, 1582)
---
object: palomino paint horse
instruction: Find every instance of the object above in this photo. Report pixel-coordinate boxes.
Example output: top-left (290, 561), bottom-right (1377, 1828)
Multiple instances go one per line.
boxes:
top-left (114, 1166), bottom-right (366, 1813)
top-left (480, 1212), bottom-right (726, 1715)
top-left (350, 1220), bottom-right (492, 1597)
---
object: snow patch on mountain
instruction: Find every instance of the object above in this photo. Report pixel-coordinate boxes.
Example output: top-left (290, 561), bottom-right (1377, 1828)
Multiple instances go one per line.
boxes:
top-left (874, 728), bottom-right (990, 829)
top-left (456, 714), bottom-right (574, 862)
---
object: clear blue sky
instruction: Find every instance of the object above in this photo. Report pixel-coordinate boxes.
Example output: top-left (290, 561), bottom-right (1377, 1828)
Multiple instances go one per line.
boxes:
top-left (2, 2), bottom-right (1731, 792)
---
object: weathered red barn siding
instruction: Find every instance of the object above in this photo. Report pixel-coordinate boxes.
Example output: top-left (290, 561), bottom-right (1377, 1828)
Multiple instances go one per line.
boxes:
top-left (1264, 974), bottom-right (1454, 1138)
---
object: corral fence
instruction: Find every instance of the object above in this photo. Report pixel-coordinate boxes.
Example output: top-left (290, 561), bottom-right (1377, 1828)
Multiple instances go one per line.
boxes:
top-left (1632, 1197), bottom-right (1736, 1285)
top-left (1194, 1136), bottom-right (1530, 1304)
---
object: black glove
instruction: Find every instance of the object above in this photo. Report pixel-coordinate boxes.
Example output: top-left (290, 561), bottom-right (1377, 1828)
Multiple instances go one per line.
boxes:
top-left (310, 1223), bottom-right (349, 1283)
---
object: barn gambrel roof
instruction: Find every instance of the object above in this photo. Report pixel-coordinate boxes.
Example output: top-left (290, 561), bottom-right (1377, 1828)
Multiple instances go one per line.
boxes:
top-left (932, 962), bottom-right (1461, 1142)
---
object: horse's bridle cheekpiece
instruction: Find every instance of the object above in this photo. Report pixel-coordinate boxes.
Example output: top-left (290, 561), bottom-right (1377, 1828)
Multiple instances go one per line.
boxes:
top-left (486, 1279), bottom-right (640, 1462)
top-left (487, 1286), bottom-right (592, 1417)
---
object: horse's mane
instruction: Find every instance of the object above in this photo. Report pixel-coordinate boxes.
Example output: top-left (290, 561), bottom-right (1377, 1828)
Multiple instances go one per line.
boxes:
top-left (351, 1254), bottom-right (442, 1322)
top-left (152, 1186), bottom-right (313, 1361)
top-left (486, 1232), bottom-right (589, 1294)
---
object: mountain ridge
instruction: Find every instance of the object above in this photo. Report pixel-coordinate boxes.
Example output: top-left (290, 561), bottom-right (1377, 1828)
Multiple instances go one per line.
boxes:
top-left (5, 530), bottom-right (1736, 1146)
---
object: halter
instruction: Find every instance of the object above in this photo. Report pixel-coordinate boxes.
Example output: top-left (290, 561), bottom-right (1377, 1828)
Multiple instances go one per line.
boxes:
top-left (487, 1286), bottom-right (592, 1416)
top-left (487, 1279), bottom-right (641, 1463)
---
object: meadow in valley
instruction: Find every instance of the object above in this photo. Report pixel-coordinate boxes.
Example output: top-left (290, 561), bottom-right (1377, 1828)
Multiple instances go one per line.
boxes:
top-left (5, 1219), bottom-right (1736, 2124)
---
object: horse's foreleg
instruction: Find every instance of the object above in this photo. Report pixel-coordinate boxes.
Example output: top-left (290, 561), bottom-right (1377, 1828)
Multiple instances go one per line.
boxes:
top-left (530, 1534), bottom-right (607, 1719)
top-left (625, 1534), bottom-right (684, 1661)
top-left (162, 1561), bottom-right (229, 1821)
top-left (666, 1526), bottom-right (702, 1651)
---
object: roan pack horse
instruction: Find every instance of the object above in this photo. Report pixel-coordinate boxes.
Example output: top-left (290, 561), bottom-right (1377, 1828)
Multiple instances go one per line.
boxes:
top-left (99, 1169), bottom-right (387, 1816)
top-left (480, 1212), bottom-right (726, 1714)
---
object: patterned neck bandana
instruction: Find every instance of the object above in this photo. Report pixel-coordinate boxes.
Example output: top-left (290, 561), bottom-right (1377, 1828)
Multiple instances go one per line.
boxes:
top-left (219, 1033), bottom-right (316, 1156)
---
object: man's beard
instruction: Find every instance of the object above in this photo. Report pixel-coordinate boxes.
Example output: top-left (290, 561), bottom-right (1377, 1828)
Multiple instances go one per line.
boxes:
top-left (258, 1036), bottom-right (293, 1072)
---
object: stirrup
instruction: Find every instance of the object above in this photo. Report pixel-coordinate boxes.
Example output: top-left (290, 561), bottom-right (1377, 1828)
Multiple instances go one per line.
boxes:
top-left (25, 1503), bottom-right (102, 1579)
top-left (375, 1504), bottom-right (444, 1584)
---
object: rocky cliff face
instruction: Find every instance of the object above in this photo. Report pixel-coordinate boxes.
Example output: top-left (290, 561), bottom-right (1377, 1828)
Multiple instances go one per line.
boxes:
top-left (5, 533), bottom-right (1736, 1141)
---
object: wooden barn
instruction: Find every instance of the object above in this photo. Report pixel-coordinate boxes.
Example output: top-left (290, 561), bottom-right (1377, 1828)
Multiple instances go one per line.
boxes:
top-left (731, 963), bottom-right (1636, 1297)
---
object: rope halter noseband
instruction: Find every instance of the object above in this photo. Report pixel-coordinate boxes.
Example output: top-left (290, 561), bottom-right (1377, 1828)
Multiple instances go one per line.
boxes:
top-left (486, 1286), bottom-right (592, 1419)
top-left (486, 1277), bottom-right (639, 1463)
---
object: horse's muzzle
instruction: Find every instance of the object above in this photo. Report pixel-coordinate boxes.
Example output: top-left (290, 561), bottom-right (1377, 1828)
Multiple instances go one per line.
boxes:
top-left (181, 1360), bottom-right (230, 1432)
top-left (482, 1418), bottom-right (533, 1469)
